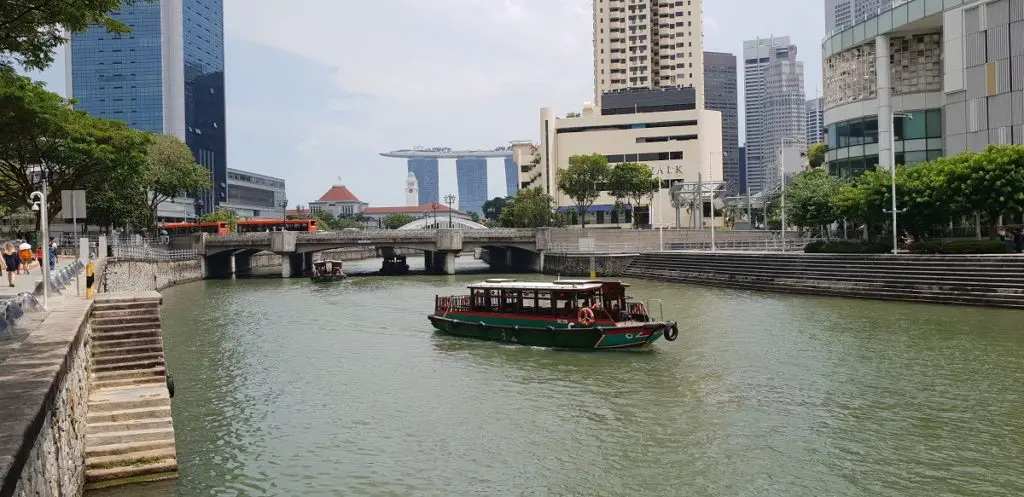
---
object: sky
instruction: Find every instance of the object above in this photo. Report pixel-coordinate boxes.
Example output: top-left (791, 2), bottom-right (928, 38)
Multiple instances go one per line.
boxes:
top-left (26, 0), bottom-right (825, 209)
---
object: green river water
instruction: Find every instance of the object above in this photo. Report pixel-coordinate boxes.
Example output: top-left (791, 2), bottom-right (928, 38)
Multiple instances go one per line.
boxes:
top-left (90, 258), bottom-right (1024, 497)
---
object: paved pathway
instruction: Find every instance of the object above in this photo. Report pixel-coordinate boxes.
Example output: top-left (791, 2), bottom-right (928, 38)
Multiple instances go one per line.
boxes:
top-left (0, 256), bottom-right (78, 299)
top-left (0, 256), bottom-right (86, 365)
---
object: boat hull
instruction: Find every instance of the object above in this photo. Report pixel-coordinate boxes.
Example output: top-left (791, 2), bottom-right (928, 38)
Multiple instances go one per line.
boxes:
top-left (310, 275), bottom-right (346, 283)
top-left (428, 314), bottom-right (666, 350)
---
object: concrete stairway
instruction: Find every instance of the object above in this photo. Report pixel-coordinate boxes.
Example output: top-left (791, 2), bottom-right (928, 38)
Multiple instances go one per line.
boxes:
top-left (85, 292), bottom-right (177, 489)
top-left (622, 252), bottom-right (1024, 308)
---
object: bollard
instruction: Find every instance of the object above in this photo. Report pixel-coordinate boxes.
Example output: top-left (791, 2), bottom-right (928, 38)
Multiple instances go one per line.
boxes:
top-left (86, 263), bottom-right (95, 299)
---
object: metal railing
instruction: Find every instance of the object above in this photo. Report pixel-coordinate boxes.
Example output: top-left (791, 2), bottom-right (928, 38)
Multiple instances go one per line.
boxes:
top-left (546, 242), bottom-right (649, 254)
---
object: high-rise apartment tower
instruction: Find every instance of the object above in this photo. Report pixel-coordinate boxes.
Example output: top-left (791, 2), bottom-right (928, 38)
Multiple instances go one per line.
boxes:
top-left (593, 0), bottom-right (705, 109)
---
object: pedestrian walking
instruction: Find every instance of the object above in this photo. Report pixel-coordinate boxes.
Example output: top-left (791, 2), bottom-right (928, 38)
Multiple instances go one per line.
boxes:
top-left (48, 237), bottom-right (57, 270)
top-left (1013, 227), bottom-right (1024, 254)
top-left (3, 243), bottom-right (20, 287)
top-left (34, 245), bottom-right (43, 274)
top-left (17, 240), bottom-right (32, 275)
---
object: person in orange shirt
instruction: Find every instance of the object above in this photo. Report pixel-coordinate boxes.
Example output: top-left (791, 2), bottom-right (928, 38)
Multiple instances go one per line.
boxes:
top-left (35, 245), bottom-right (43, 274)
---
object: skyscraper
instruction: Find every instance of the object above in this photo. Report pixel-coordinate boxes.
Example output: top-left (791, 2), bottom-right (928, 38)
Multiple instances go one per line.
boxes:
top-left (592, 0), bottom-right (704, 109)
top-left (761, 45), bottom-right (806, 191)
top-left (68, 0), bottom-right (227, 215)
top-left (703, 51), bottom-right (739, 193)
top-left (455, 158), bottom-right (488, 216)
top-left (805, 97), bottom-right (825, 146)
top-left (407, 158), bottom-right (439, 205)
top-left (743, 36), bottom-right (795, 193)
top-left (825, 0), bottom-right (890, 33)
top-left (504, 157), bottom-right (519, 197)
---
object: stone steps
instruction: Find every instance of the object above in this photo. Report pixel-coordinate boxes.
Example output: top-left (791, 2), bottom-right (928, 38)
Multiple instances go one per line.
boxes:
top-left (85, 292), bottom-right (177, 488)
top-left (624, 253), bottom-right (1024, 308)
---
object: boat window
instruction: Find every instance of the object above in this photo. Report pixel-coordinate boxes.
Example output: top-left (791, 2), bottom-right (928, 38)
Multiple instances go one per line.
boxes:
top-left (537, 291), bottom-right (552, 313)
top-left (522, 292), bottom-right (536, 313)
top-left (502, 290), bottom-right (519, 313)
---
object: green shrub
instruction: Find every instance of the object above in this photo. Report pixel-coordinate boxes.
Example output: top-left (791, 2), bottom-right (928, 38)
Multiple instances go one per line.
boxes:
top-left (907, 240), bottom-right (1011, 254)
top-left (803, 240), bottom-right (890, 254)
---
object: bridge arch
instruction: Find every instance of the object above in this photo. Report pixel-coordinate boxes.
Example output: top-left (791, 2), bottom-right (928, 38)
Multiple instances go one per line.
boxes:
top-left (397, 217), bottom-right (488, 230)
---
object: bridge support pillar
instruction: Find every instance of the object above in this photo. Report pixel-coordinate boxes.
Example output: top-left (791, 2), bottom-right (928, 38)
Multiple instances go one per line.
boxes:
top-left (424, 251), bottom-right (435, 271)
top-left (281, 253), bottom-right (304, 278)
top-left (440, 251), bottom-right (457, 275)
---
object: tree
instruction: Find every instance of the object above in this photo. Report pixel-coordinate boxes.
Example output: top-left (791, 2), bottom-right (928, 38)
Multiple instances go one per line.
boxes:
top-left (606, 162), bottom-right (659, 227)
top-left (565, 112), bottom-right (581, 118)
top-left (1, 0), bottom-right (141, 70)
top-left (382, 214), bottom-right (414, 229)
top-left (0, 68), bottom-right (149, 226)
top-left (556, 153), bottom-right (610, 227)
top-left (83, 119), bottom-right (152, 230)
top-left (785, 169), bottom-right (843, 235)
top-left (143, 134), bottom-right (211, 229)
top-left (833, 167), bottom-right (892, 240)
top-left (481, 197), bottom-right (508, 220)
top-left (950, 145), bottom-right (1024, 239)
top-left (201, 207), bottom-right (243, 231)
top-left (498, 187), bottom-right (559, 228)
top-left (807, 143), bottom-right (827, 169)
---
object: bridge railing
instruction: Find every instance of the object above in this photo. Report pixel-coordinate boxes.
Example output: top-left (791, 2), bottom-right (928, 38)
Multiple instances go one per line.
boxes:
top-left (203, 228), bottom-right (538, 244)
top-left (546, 242), bottom-right (649, 254)
top-left (111, 244), bottom-right (199, 261)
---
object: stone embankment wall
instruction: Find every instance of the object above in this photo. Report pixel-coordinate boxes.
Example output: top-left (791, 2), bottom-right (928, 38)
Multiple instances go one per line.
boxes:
top-left (101, 259), bottom-right (202, 293)
top-left (0, 299), bottom-right (92, 497)
top-left (541, 254), bottom-right (636, 277)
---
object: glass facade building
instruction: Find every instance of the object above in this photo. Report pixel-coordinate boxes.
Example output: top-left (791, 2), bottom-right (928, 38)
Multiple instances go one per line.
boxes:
top-left (68, 0), bottom-right (227, 215)
top-left (407, 158), bottom-right (439, 205)
top-left (455, 158), bottom-right (488, 216)
top-left (504, 157), bottom-right (518, 197)
top-left (826, 108), bottom-right (943, 177)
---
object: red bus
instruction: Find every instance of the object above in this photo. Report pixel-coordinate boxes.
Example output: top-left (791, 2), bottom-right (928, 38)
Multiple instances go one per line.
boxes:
top-left (159, 222), bottom-right (230, 235)
top-left (236, 219), bottom-right (319, 233)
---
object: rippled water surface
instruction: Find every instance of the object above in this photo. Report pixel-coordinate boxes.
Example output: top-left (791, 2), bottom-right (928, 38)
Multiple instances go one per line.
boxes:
top-left (91, 258), bottom-right (1024, 497)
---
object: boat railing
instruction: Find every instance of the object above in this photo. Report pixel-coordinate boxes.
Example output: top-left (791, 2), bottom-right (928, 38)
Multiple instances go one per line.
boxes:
top-left (627, 301), bottom-right (651, 321)
top-left (436, 295), bottom-right (471, 313)
top-left (645, 299), bottom-right (665, 322)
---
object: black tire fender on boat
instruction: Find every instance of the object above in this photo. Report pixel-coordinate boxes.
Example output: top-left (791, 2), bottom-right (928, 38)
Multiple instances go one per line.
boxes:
top-left (664, 322), bottom-right (679, 342)
top-left (166, 369), bottom-right (175, 398)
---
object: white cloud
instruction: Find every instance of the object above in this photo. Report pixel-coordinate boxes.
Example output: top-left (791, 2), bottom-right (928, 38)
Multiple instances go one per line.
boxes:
top-left (223, 0), bottom-right (593, 206)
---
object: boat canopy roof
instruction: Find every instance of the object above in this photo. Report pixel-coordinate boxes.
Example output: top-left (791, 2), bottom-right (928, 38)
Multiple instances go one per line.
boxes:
top-left (314, 260), bottom-right (344, 266)
top-left (467, 279), bottom-right (626, 291)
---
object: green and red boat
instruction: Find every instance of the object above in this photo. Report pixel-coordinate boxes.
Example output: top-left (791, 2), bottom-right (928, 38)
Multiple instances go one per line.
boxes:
top-left (428, 279), bottom-right (679, 350)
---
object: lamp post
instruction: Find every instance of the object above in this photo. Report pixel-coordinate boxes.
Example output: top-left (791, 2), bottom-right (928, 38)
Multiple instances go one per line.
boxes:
top-left (193, 198), bottom-right (204, 220)
top-left (29, 175), bottom-right (50, 310)
top-left (887, 112), bottom-right (912, 255)
top-left (279, 197), bottom-right (288, 231)
top-left (431, 202), bottom-right (439, 229)
top-left (444, 194), bottom-right (456, 228)
top-left (778, 137), bottom-right (800, 248)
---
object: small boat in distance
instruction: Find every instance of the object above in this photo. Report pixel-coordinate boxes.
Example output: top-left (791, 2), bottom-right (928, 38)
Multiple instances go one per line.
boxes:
top-left (310, 260), bottom-right (346, 282)
top-left (428, 279), bottom-right (678, 349)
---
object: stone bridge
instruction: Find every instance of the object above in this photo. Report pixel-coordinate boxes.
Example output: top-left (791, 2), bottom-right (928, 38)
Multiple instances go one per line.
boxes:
top-left (194, 229), bottom-right (548, 277)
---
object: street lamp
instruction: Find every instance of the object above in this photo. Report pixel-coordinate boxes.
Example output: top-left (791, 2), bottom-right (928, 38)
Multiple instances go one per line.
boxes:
top-left (886, 112), bottom-right (913, 255)
top-left (29, 176), bottom-right (51, 310)
top-left (444, 194), bottom-right (456, 228)
top-left (431, 202), bottom-right (439, 229)
top-left (779, 136), bottom-right (800, 248)
top-left (279, 197), bottom-right (288, 231)
top-left (193, 197), bottom-right (204, 220)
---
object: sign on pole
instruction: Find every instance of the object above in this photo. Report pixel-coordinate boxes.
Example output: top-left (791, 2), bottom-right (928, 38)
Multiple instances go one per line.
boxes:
top-left (60, 190), bottom-right (87, 242)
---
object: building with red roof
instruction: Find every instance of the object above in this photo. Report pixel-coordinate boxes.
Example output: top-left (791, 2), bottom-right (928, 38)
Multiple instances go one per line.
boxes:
top-left (309, 185), bottom-right (369, 218)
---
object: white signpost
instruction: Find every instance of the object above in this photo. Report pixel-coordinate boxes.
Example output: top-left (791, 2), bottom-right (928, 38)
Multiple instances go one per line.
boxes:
top-left (60, 190), bottom-right (87, 244)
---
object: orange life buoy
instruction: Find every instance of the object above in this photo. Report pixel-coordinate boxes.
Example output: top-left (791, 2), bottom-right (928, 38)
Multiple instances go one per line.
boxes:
top-left (577, 307), bottom-right (596, 326)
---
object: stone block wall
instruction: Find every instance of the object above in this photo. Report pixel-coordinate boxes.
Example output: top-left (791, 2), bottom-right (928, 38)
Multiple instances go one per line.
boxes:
top-left (0, 299), bottom-right (91, 497)
top-left (102, 259), bottom-right (203, 293)
top-left (541, 254), bottom-right (636, 277)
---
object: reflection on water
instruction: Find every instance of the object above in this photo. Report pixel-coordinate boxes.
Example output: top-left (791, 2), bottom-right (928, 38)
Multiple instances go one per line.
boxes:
top-left (90, 257), bottom-right (1024, 497)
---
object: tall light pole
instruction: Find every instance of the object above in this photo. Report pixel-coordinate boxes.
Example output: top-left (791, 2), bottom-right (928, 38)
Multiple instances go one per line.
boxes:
top-left (30, 175), bottom-right (50, 310)
top-left (431, 202), bottom-right (439, 229)
top-left (279, 197), bottom-right (288, 231)
top-left (779, 137), bottom-right (800, 248)
top-left (888, 112), bottom-right (912, 255)
top-left (444, 194), bottom-right (456, 228)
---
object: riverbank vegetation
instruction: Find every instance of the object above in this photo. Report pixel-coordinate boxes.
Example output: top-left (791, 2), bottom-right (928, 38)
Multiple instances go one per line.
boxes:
top-left (791, 145), bottom-right (1024, 253)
